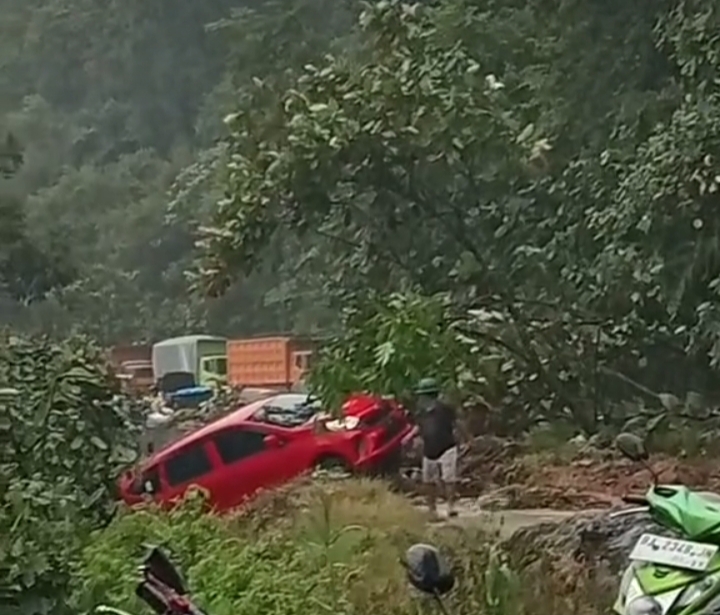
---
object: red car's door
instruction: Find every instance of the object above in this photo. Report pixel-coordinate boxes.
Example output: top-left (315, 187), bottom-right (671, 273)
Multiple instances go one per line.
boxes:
top-left (208, 426), bottom-right (305, 510)
top-left (160, 441), bottom-right (216, 507)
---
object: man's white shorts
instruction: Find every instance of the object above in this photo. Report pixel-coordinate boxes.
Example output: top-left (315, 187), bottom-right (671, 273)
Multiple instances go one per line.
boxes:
top-left (422, 446), bottom-right (458, 483)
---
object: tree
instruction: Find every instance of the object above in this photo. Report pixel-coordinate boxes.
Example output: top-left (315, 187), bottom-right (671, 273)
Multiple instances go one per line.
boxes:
top-left (0, 131), bottom-right (75, 303)
top-left (203, 0), bottom-right (720, 432)
top-left (201, 0), bottom-right (531, 295)
top-left (0, 0), bottom-right (356, 341)
top-left (0, 334), bottom-right (139, 614)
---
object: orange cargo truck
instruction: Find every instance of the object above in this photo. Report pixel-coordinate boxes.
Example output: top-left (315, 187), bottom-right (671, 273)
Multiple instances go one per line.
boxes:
top-left (227, 336), bottom-right (315, 389)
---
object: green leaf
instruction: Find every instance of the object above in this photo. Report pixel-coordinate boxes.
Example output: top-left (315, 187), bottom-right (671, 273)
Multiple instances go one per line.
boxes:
top-left (516, 123), bottom-right (534, 143)
top-left (374, 341), bottom-right (395, 367)
top-left (90, 436), bottom-right (109, 450)
top-left (658, 393), bottom-right (680, 412)
top-left (646, 412), bottom-right (667, 435)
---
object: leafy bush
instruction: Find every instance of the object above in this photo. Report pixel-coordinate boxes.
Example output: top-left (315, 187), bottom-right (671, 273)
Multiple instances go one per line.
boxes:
top-left (308, 292), bottom-right (471, 410)
top-left (0, 334), bottom-right (139, 615)
top-left (73, 480), bottom-right (430, 615)
top-left (75, 496), bottom-right (323, 615)
top-left (73, 478), bottom-right (610, 615)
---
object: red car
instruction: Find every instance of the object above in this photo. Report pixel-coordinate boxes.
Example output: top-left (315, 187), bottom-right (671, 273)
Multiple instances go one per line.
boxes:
top-left (119, 393), bottom-right (412, 511)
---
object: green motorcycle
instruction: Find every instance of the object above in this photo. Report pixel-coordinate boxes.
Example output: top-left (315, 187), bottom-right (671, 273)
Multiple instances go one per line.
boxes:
top-left (613, 433), bottom-right (720, 615)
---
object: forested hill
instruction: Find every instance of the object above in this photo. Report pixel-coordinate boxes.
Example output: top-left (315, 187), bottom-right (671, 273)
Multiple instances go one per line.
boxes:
top-left (2, 0), bottom-right (720, 421)
top-left (0, 0), bottom-right (350, 341)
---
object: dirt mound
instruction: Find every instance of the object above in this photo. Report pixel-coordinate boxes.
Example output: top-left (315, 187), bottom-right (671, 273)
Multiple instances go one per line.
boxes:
top-left (524, 455), bottom-right (720, 496)
top-left (402, 435), bottom-right (720, 509)
top-left (498, 454), bottom-right (720, 509)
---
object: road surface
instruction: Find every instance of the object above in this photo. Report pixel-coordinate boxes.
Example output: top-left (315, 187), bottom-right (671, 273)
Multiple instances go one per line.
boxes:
top-left (422, 499), bottom-right (606, 538)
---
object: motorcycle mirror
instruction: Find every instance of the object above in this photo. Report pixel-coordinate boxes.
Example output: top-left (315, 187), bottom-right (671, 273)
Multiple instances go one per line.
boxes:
top-left (615, 432), bottom-right (649, 462)
top-left (401, 543), bottom-right (455, 596)
top-left (142, 545), bottom-right (186, 595)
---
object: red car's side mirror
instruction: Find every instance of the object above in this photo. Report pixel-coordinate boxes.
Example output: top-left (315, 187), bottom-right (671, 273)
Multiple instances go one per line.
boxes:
top-left (264, 434), bottom-right (283, 448)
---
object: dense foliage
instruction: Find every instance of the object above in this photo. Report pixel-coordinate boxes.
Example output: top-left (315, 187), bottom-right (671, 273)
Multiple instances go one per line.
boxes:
top-left (73, 481), bottom-right (587, 615)
top-left (0, 335), bottom-right (138, 614)
top-left (195, 0), bottom-right (720, 431)
top-left (7, 3), bottom-right (720, 608)
top-left (0, 0), bottom-right (354, 341)
top-left (2, 0), bottom-right (720, 431)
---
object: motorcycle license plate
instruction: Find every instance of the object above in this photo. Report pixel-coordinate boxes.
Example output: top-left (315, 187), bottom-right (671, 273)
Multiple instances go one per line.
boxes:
top-left (630, 533), bottom-right (718, 571)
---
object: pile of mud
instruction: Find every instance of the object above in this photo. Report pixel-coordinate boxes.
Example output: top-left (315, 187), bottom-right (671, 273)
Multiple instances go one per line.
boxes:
top-left (402, 434), bottom-right (720, 510)
top-left (518, 455), bottom-right (720, 499)
top-left (495, 454), bottom-right (720, 510)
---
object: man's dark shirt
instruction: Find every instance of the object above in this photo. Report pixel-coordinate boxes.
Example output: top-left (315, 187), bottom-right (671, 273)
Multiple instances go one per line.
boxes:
top-left (416, 400), bottom-right (456, 460)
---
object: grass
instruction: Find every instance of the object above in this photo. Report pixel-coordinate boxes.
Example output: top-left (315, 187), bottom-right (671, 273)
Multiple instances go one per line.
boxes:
top-left (72, 477), bottom-right (614, 615)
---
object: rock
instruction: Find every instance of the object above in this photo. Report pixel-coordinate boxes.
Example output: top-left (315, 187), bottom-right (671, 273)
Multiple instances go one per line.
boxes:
top-left (476, 487), bottom-right (514, 510)
top-left (146, 406), bottom-right (174, 428)
top-left (588, 432), bottom-right (612, 448)
top-left (502, 509), bottom-right (672, 576)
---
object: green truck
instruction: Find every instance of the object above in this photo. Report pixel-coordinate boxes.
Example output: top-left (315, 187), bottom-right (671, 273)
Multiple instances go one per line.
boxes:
top-left (151, 335), bottom-right (227, 388)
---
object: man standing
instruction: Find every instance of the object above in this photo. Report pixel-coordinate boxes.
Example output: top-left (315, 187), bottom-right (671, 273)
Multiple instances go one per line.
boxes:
top-left (413, 377), bottom-right (461, 519)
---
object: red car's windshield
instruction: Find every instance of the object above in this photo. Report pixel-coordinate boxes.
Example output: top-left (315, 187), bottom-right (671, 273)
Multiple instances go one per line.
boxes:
top-left (251, 394), bottom-right (323, 427)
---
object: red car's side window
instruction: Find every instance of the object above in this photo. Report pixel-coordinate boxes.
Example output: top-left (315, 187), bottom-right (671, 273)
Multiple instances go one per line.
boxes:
top-left (213, 429), bottom-right (267, 465)
top-left (164, 444), bottom-right (213, 487)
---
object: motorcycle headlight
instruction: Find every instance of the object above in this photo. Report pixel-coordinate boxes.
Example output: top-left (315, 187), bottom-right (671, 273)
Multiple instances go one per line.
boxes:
top-left (626, 596), bottom-right (662, 615)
